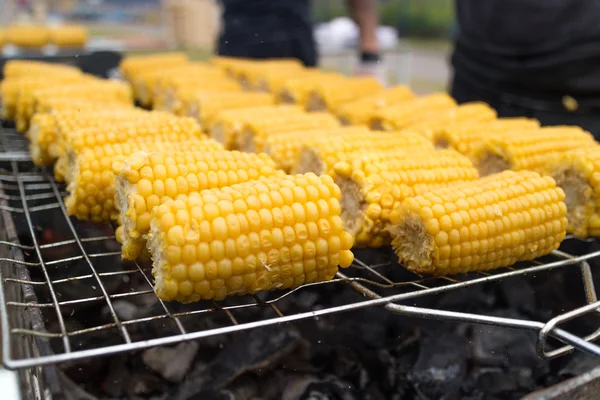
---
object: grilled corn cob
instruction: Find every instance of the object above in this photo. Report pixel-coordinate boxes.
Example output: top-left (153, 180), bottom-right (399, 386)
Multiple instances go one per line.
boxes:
top-left (371, 93), bottom-right (457, 131)
top-left (337, 85), bottom-right (416, 125)
top-left (116, 149), bottom-right (284, 260)
top-left (146, 173), bottom-right (354, 302)
top-left (137, 63), bottom-right (226, 107)
top-left (239, 112), bottom-right (341, 152)
top-left (401, 102), bottom-right (498, 140)
top-left (543, 147), bottom-right (600, 237)
top-left (119, 52), bottom-right (188, 83)
top-left (209, 105), bottom-right (305, 149)
top-left (1, 75), bottom-right (90, 121)
top-left (18, 80), bottom-right (133, 131)
top-left (433, 118), bottom-right (541, 155)
top-left (154, 77), bottom-right (241, 114)
top-left (184, 91), bottom-right (276, 127)
top-left (65, 139), bottom-right (223, 222)
top-left (334, 149), bottom-right (479, 247)
top-left (29, 107), bottom-right (146, 166)
top-left (472, 126), bottom-right (597, 176)
top-left (263, 126), bottom-right (374, 172)
top-left (294, 130), bottom-right (434, 175)
top-left (54, 113), bottom-right (200, 181)
top-left (5, 24), bottom-right (51, 48)
top-left (306, 77), bottom-right (384, 113)
top-left (49, 25), bottom-right (88, 47)
top-left (2, 60), bottom-right (81, 79)
top-left (278, 73), bottom-right (346, 106)
top-left (229, 58), bottom-right (305, 89)
top-left (388, 170), bottom-right (568, 275)
top-left (0, 29), bottom-right (4, 48)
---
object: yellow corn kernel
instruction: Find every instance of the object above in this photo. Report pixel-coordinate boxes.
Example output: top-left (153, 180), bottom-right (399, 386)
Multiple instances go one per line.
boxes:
top-left (337, 85), bottom-right (416, 125)
top-left (335, 149), bottom-right (479, 247)
top-left (65, 139), bottom-right (223, 222)
top-left (388, 170), bottom-right (568, 275)
top-left (472, 126), bottom-right (597, 176)
top-left (371, 93), bottom-right (457, 131)
top-left (433, 118), bottom-right (541, 155)
top-left (147, 173), bottom-right (354, 302)
top-left (543, 146), bottom-right (600, 238)
top-left (238, 112), bottom-right (340, 153)
top-left (116, 149), bottom-right (284, 260)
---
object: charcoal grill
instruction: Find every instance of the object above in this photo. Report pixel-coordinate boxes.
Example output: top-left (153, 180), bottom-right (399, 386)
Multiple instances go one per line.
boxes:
top-left (1, 122), bottom-right (600, 398)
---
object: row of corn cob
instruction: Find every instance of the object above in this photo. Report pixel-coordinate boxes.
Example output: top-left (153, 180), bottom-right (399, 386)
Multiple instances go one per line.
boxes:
top-left (6, 53), bottom-right (599, 302)
top-left (2, 57), bottom-right (356, 303)
top-left (0, 24), bottom-right (88, 48)
top-left (117, 53), bottom-right (588, 279)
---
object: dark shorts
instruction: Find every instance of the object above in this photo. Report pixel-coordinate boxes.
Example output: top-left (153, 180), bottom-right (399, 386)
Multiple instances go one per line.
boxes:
top-left (451, 74), bottom-right (600, 139)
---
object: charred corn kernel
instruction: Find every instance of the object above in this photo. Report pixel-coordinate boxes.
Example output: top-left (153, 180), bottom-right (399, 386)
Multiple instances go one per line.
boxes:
top-left (433, 118), bottom-right (541, 155)
top-left (278, 72), bottom-right (346, 106)
top-left (543, 146), bottom-right (600, 237)
top-left (209, 105), bottom-right (305, 149)
top-left (49, 25), bottom-right (88, 47)
top-left (155, 79), bottom-right (241, 115)
top-left (294, 130), bottom-right (434, 175)
top-left (472, 126), bottom-right (597, 177)
top-left (65, 139), bottom-right (223, 222)
top-left (371, 93), bottom-right (457, 131)
top-left (401, 102), bottom-right (498, 140)
top-left (5, 24), bottom-right (50, 48)
top-left (334, 149), bottom-right (478, 247)
top-left (147, 173), bottom-right (354, 302)
top-left (116, 149), bottom-right (283, 260)
top-left (263, 126), bottom-right (373, 172)
top-left (388, 170), bottom-right (568, 275)
top-left (54, 113), bottom-right (199, 181)
top-left (2, 60), bottom-right (81, 79)
top-left (238, 112), bottom-right (340, 153)
top-left (306, 77), bottom-right (384, 113)
top-left (337, 85), bottom-right (416, 125)
top-left (183, 91), bottom-right (275, 127)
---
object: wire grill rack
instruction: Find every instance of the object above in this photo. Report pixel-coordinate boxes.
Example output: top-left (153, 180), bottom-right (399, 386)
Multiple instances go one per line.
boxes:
top-left (1, 125), bottom-right (600, 370)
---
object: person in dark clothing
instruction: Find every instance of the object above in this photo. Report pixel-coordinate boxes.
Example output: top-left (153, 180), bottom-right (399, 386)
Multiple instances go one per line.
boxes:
top-left (217, 0), bottom-right (381, 73)
top-left (451, 0), bottom-right (600, 137)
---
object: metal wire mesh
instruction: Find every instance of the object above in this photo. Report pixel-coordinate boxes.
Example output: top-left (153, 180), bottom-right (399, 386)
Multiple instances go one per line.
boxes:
top-left (1, 126), bottom-right (600, 370)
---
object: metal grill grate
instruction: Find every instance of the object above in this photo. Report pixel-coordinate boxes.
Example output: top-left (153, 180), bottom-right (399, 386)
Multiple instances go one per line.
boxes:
top-left (1, 126), bottom-right (600, 370)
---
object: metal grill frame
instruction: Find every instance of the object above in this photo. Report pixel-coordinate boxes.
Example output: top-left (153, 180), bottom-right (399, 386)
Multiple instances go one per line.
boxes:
top-left (1, 126), bottom-right (600, 371)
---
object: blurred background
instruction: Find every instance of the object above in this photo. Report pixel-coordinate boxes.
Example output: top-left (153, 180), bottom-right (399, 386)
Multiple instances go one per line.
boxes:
top-left (0, 0), bottom-right (454, 93)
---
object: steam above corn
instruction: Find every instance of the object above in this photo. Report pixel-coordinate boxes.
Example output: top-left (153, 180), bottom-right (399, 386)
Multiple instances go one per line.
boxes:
top-left (2, 52), bottom-right (597, 303)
